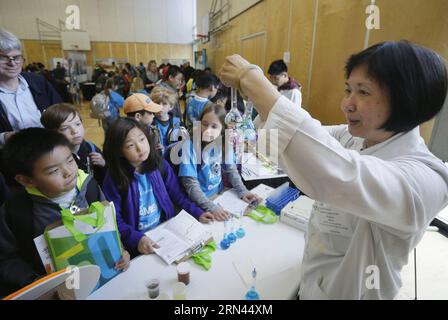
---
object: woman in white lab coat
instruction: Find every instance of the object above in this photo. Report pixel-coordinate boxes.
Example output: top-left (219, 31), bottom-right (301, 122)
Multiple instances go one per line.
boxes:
top-left (219, 41), bottom-right (448, 299)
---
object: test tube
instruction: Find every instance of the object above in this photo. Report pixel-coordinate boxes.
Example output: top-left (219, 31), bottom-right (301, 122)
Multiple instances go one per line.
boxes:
top-left (231, 87), bottom-right (237, 109)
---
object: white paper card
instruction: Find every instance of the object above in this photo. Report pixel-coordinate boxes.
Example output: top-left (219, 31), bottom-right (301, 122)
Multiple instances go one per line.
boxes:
top-left (314, 202), bottom-right (354, 237)
top-left (33, 234), bottom-right (55, 274)
top-left (214, 190), bottom-right (248, 217)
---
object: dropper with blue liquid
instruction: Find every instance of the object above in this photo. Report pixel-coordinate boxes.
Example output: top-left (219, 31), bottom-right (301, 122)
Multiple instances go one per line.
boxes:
top-left (245, 268), bottom-right (260, 300)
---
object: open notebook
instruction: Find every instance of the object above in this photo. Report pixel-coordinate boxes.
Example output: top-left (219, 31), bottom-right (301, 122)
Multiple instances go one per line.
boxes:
top-left (146, 210), bottom-right (213, 265)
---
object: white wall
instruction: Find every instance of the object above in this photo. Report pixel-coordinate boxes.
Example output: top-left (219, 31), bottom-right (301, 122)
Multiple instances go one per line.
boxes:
top-left (0, 0), bottom-right (196, 44)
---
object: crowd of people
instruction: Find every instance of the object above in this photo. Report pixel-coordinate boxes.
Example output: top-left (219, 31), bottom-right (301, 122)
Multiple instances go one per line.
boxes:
top-left (0, 27), bottom-right (269, 297)
top-left (2, 24), bottom-right (446, 300)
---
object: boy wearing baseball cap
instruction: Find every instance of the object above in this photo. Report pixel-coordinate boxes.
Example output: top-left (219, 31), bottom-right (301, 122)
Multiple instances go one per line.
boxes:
top-left (123, 93), bottom-right (162, 127)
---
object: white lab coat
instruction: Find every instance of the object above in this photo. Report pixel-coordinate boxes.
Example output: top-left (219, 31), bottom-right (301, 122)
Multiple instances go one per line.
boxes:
top-left (261, 96), bottom-right (448, 299)
top-left (253, 89), bottom-right (302, 130)
top-left (280, 87), bottom-right (302, 107)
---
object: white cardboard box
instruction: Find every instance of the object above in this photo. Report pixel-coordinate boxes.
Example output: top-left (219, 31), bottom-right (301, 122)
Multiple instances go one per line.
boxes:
top-left (280, 196), bottom-right (314, 231)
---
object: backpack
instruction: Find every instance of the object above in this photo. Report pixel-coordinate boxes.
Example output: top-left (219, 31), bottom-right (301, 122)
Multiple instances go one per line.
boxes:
top-left (90, 92), bottom-right (110, 119)
top-left (163, 141), bottom-right (184, 176)
top-left (163, 140), bottom-right (202, 177)
top-left (154, 117), bottom-right (189, 148)
top-left (166, 120), bottom-right (190, 146)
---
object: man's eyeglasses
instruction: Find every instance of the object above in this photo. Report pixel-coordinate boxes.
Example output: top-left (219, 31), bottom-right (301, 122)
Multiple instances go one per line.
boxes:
top-left (0, 55), bottom-right (24, 64)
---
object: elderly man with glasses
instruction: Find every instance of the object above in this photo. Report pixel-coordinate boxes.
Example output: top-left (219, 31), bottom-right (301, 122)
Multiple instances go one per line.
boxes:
top-left (0, 28), bottom-right (62, 145)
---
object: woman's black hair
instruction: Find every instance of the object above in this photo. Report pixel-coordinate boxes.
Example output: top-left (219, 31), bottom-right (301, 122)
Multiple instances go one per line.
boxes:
top-left (345, 40), bottom-right (448, 133)
top-left (103, 118), bottom-right (162, 193)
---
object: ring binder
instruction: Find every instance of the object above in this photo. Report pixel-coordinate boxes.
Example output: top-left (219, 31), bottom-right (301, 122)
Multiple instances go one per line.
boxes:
top-left (147, 211), bottom-right (214, 265)
top-left (191, 241), bottom-right (205, 254)
top-left (175, 237), bottom-right (214, 264)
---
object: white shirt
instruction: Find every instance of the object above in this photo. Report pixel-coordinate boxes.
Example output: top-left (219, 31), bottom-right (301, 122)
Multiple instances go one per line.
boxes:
top-left (0, 75), bottom-right (43, 144)
top-left (261, 96), bottom-right (448, 299)
top-left (50, 188), bottom-right (77, 210)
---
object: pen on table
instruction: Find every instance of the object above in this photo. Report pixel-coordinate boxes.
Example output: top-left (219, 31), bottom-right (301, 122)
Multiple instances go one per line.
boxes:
top-left (242, 166), bottom-right (257, 177)
top-left (218, 203), bottom-right (239, 218)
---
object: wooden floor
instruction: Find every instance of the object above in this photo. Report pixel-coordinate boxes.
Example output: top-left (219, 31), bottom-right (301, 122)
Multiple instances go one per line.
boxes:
top-left (77, 101), bottom-right (105, 148)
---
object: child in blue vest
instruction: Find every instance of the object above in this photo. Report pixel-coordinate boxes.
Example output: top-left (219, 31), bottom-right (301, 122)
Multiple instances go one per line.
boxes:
top-left (186, 72), bottom-right (219, 127)
top-left (101, 118), bottom-right (213, 257)
top-left (178, 104), bottom-right (261, 221)
top-left (150, 87), bottom-right (187, 155)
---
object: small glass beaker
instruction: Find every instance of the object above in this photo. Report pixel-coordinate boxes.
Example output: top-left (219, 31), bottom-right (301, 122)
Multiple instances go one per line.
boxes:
top-left (146, 278), bottom-right (160, 299)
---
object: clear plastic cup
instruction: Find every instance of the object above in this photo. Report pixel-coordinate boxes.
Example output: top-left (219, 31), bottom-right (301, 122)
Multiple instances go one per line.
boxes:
top-left (146, 278), bottom-right (160, 299)
top-left (172, 281), bottom-right (187, 300)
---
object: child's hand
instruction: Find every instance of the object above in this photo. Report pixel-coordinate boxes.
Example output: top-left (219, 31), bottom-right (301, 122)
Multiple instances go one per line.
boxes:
top-left (212, 207), bottom-right (230, 221)
top-left (241, 192), bottom-right (262, 204)
top-left (89, 152), bottom-right (106, 167)
top-left (4, 131), bottom-right (15, 142)
top-left (138, 236), bottom-right (160, 255)
top-left (115, 250), bottom-right (130, 272)
top-left (156, 143), bottom-right (164, 152)
top-left (199, 212), bottom-right (215, 223)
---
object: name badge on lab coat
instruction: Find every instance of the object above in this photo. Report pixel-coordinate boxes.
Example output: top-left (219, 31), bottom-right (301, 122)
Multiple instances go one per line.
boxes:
top-left (314, 202), bottom-right (354, 237)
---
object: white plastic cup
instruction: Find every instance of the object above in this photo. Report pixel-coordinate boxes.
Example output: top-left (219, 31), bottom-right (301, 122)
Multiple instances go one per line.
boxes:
top-left (172, 281), bottom-right (187, 300)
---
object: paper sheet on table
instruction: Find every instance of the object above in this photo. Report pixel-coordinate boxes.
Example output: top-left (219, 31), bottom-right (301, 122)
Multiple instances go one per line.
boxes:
top-left (241, 152), bottom-right (285, 179)
top-left (232, 256), bottom-right (255, 287)
top-left (250, 184), bottom-right (274, 200)
top-left (232, 254), bottom-right (293, 287)
top-left (214, 190), bottom-right (248, 217)
top-left (244, 164), bottom-right (279, 177)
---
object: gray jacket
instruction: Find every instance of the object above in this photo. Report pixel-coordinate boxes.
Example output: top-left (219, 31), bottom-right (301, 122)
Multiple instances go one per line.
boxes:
top-left (181, 164), bottom-right (249, 212)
